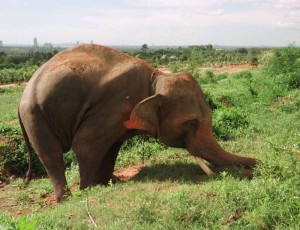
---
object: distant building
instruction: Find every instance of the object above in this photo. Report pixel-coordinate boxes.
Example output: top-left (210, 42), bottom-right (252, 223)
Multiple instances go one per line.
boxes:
top-left (33, 37), bottom-right (38, 47)
top-left (0, 40), bottom-right (3, 46)
top-left (43, 43), bottom-right (53, 48)
top-left (77, 41), bottom-right (80, 45)
top-left (91, 40), bottom-right (93, 44)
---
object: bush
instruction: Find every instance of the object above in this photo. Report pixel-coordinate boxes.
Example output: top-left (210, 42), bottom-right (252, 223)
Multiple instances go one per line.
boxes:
top-left (215, 73), bottom-right (228, 81)
top-left (117, 135), bottom-right (167, 168)
top-left (212, 107), bottom-right (249, 140)
top-left (0, 124), bottom-right (45, 180)
top-left (233, 70), bottom-right (253, 79)
top-left (265, 44), bottom-right (300, 76)
top-left (287, 72), bottom-right (300, 89)
top-left (203, 91), bottom-right (218, 110)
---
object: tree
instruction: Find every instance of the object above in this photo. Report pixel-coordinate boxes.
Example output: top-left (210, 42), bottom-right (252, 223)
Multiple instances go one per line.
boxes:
top-left (141, 44), bottom-right (148, 52)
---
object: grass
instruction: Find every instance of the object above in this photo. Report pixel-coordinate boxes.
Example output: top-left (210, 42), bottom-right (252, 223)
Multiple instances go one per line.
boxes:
top-left (0, 87), bottom-right (23, 122)
top-left (0, 66), bottom-right (299, 229)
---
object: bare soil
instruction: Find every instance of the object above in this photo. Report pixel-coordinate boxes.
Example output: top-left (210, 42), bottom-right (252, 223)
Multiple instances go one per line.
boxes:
top-left (0, 82), bottom-right (26, 89)
top-left (159, 64), bottom-right (256, 75)
top-left (113, 163), bottom-right (144, 181)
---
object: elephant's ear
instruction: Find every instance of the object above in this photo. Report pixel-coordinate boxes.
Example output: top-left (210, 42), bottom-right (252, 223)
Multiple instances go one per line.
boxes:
top-left (124, 94), bottom-right (164, 136)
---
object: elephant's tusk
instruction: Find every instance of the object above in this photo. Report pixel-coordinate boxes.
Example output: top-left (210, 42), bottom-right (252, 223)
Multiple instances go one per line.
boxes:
top-left (195, 157), bottom-right (214, 175)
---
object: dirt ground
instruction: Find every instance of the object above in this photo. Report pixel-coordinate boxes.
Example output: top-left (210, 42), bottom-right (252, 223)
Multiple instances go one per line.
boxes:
top-left (159, 64), bottom-right (256, 74)
top-left (0, 82), bottom-right (26, 89)
top-left (113, 163), bottom-right (144, 181)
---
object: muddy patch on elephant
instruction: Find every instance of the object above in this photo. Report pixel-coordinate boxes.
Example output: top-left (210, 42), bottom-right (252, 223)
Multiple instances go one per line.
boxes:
top-left (113, 163), bottom-right (144, 181)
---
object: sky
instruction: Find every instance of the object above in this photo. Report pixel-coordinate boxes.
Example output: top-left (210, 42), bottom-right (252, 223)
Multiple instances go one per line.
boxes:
top-left (0, 0), bottom-right (300, 47)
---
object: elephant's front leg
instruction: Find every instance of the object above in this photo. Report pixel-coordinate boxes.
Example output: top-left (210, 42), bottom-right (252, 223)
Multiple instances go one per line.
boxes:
top-left (75, 148), bottom-right (105, 189)
top-left (75, 141), bottom-right (122, 189)
top-left (97, 141), bottom-right (123, 185)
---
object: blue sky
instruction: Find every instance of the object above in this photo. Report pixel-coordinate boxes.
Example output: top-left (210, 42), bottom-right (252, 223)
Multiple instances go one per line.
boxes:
top-left (1, 0), bottom-right (299, 46)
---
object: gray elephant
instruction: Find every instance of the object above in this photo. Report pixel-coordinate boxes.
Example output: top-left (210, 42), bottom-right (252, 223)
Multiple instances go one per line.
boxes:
top-left (18, 44), bottom-right (258, 202)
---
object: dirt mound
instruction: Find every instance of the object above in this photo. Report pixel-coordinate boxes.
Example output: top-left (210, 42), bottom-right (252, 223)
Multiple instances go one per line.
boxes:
top-left (113, 163), bottom-right (144, 181)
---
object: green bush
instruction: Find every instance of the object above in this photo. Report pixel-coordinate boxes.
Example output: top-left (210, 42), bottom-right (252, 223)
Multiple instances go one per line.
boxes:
top-left (265, 44), bottom-right (300, 76)
top-left (212, 107), bottom-right (249, 140)
top-left (117, 135), bottom-right (167, 168)
top-left (287, 72), bottom-right (300, 89)
top-left (215, 73), bottom-right (228, 81)
top-left (233, 70), bottom-right (253, 79)
top-left (0, 124), bottom-right (46, 180)
top-left (0, 66), bottom-right (37, 84)
top-left (203, 91), bottom-right (218, 110)
top-left (0, 215), bottom-right (37, 230)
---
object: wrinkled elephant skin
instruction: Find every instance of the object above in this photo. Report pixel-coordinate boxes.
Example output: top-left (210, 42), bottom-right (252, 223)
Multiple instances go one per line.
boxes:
top-left (19, 45), bottom-right (258, 202)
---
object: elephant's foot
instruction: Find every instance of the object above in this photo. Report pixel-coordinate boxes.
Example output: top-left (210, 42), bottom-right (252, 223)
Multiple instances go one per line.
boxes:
top-left (54, 185), bottom-right (71, 203)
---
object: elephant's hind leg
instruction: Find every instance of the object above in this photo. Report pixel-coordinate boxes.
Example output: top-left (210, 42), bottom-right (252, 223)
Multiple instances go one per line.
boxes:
top-left (20, 110), bottom-right (68, 202)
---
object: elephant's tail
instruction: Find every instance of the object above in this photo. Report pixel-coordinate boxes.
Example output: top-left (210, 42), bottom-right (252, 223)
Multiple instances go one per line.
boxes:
top-left (18, 108), bottom-right (33, 185)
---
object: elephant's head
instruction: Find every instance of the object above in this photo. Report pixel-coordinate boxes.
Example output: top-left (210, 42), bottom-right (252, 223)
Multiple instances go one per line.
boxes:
top-left (124, 72), bottom-right (258, 175)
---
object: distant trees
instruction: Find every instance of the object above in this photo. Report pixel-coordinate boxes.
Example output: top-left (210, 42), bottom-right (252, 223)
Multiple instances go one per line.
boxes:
top-left (0, 50), bottom-right (59, 69)
top-left (141, 44), bottom-right (149, 52)
top-left (126, 44), bottom-right (266, 67)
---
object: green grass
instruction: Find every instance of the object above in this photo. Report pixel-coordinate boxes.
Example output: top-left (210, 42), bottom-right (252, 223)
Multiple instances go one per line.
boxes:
top-left (0, 87), bottom-right (23, 122)
top-left (0, 66), bottom-right (299, 229)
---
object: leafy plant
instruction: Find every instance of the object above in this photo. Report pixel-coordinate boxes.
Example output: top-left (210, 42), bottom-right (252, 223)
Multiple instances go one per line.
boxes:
top-left (117, 135), bottom-right (167, 168)
top-left (0, 215), bottom-right (37, 230)
top-left (265, 44), bottom-right (300, 76)
top-left (212, 107), bottom-right (249, 140)
top-left (287, 72), bottom-right (300, 89)
top-left (233, 70), bottom-right (253, 79)
top-left (0, 123), bottom-right (45, 180)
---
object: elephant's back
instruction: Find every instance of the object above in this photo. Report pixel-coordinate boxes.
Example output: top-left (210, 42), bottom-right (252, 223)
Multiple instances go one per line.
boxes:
top-left (50, 44), bottom-right (135, 71)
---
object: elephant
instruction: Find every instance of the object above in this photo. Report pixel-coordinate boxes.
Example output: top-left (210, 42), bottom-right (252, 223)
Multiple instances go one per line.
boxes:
top-left (18, 44), bottom-right (258, 202)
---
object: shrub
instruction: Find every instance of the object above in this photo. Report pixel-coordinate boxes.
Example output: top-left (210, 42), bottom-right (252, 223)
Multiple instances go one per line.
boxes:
top-left (233, 70), bottom-right (253, 79)
top-left (212, 107), bottom-right (249, 140)
top-left (265, 44), bottom-right (300, 76)
top-left (170, 61), bottom-right (181, 73)
top-left (287, 72), bottom-right (300, 89)
top-left (0, 124), bottom-right (45, 180)
top-left (197, 70), bottom-right (217, 84)
top-left (215, 73), bottom-right (228, 81)
top-left (203, 91), bottom-right (218, 110)
top-left (117, 135), bottom-right (167, 167)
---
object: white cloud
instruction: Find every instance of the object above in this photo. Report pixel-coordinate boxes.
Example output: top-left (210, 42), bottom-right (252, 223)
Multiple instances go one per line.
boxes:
top-left (272, 21), bottom-right (299, 30)
top-left (210, 9), bottom-right (224, 16)
top-left (81, 16), bottom-right (137, 27)
top-left (274, 0), bottom-right (300, 9)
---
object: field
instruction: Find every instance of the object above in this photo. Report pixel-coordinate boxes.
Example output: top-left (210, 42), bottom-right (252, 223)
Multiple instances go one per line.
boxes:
top-left (0, 45), bottom-right (299, 229)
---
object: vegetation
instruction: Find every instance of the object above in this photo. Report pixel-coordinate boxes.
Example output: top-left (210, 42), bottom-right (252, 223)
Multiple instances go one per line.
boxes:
top-left (127, 44), bottom-right (264, 68)
top-left (0, 44), bottom-right (299, 229)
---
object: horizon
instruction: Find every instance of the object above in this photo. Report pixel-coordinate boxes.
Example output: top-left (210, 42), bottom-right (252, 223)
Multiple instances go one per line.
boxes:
top-left (0, 42), bottom-right (292, 49)
top-left (1, 1), bottom-right (299, 47)
top-left (0, 42), bottom-right (293, 49)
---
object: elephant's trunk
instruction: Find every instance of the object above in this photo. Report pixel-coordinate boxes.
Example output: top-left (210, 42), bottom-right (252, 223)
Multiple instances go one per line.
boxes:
top-left (186, 128), bottom-right (258, 175)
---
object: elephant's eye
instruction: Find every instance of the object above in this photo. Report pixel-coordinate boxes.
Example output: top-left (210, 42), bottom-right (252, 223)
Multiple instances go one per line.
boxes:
top-left (184, 119), bottom-right (199, 130)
